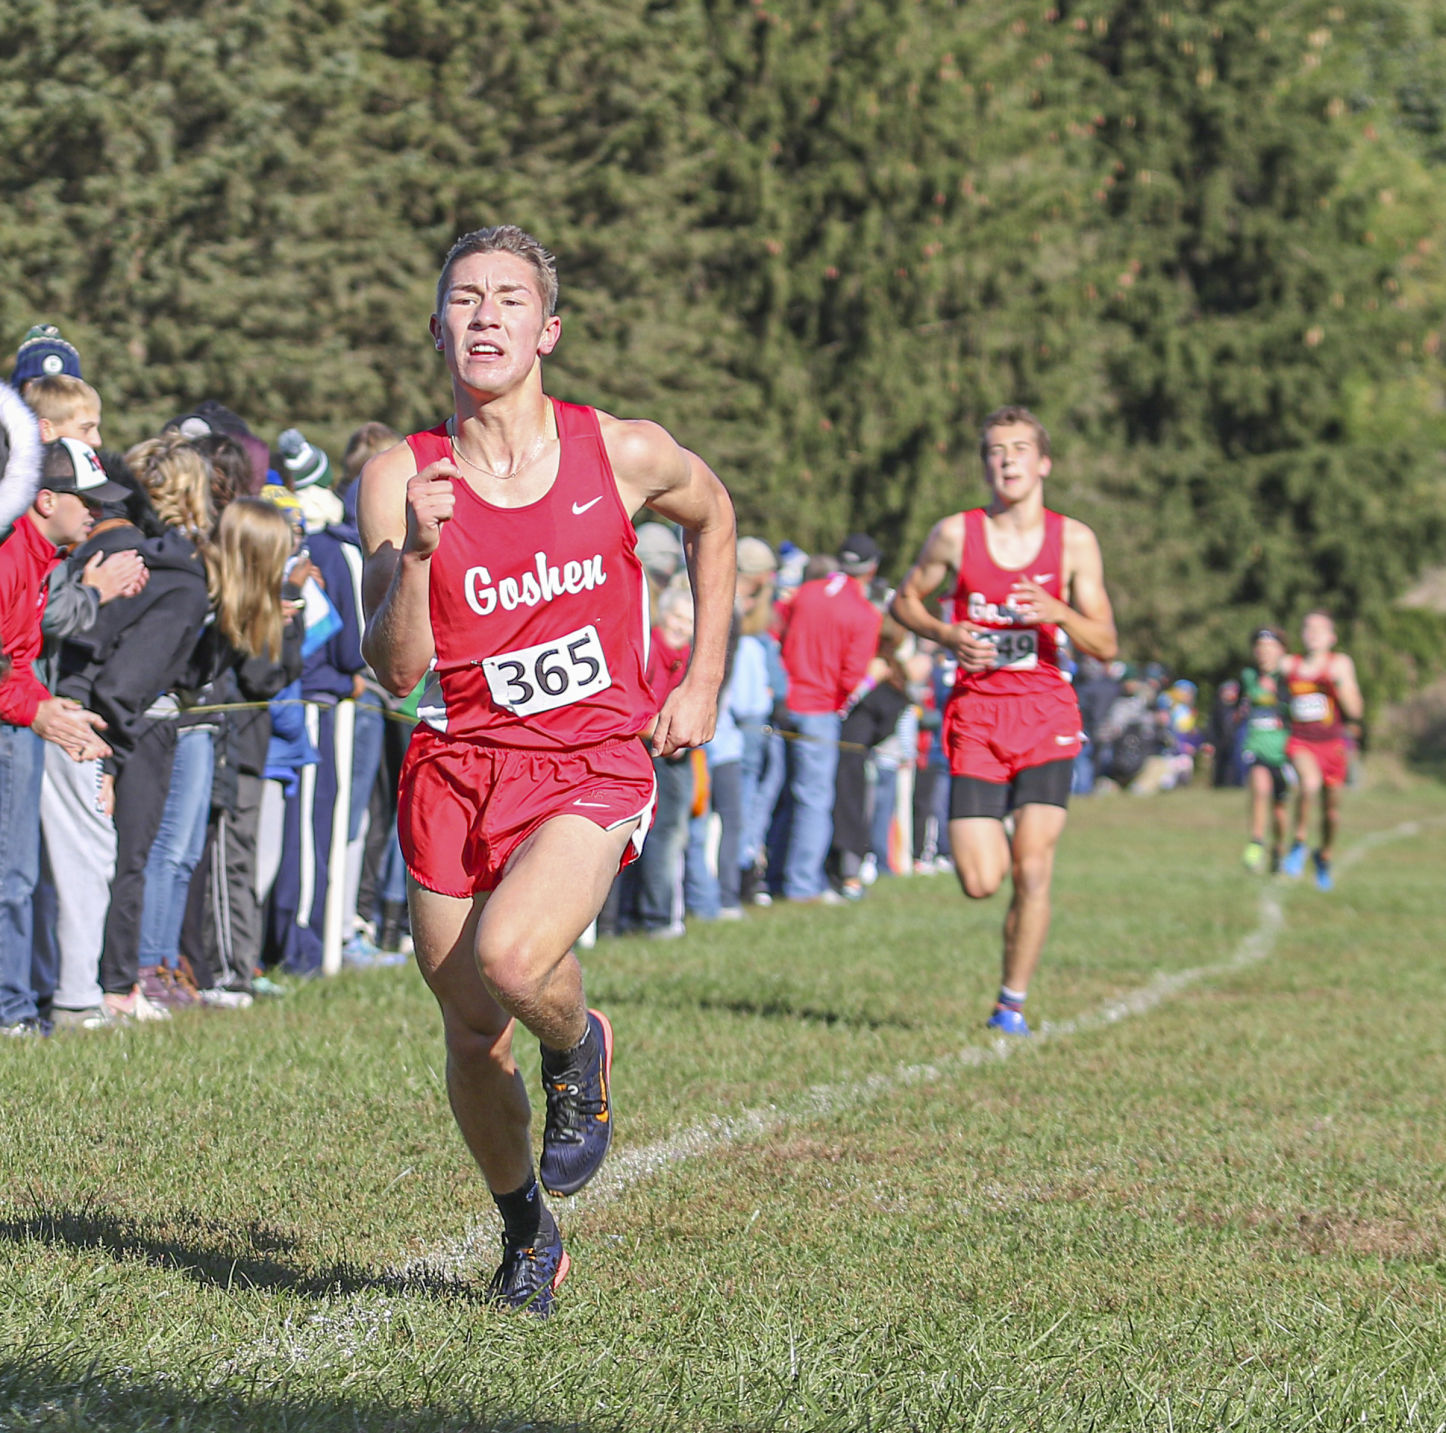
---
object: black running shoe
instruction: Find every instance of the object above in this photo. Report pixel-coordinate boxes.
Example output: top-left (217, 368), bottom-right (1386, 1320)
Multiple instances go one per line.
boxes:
top-left (539, 1008), bottom-right (613, 1196)
top-left (486, 1226), bottom-right (570, 1317)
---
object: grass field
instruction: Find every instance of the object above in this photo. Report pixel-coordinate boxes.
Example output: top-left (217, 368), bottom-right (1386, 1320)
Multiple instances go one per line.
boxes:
top-left (2, 775), bottom-right (1444, 1432)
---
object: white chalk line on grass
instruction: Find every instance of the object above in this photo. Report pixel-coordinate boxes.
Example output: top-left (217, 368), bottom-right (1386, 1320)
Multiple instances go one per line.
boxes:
top-left (394, 815), bottom-right (1436, 1285)
top-left (211, 816), bottom-right (1437, 1372)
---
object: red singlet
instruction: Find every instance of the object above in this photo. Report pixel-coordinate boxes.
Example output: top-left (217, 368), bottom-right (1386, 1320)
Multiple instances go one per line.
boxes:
top-left (1283, 655), bottom-right (1345, 743)
top-left (397, 399), bottom-right (658, 895)
top-left (1283, 653), bottom-right (1349, 789)
top-left (943, 508), bottom-right (1082, 782)
top-left (408, 398), bottom-right (654, 750)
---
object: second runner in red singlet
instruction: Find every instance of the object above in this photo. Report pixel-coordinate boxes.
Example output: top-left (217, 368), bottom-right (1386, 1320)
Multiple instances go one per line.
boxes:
top-left (945, 506), bottom-right (1084, 784)
top-left (890, 406), bottom-right (1116, 1038)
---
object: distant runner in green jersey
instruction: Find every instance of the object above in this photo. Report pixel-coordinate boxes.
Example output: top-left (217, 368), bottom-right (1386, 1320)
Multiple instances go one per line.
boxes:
top-left (1240, 627), bottom-right (1290, 873)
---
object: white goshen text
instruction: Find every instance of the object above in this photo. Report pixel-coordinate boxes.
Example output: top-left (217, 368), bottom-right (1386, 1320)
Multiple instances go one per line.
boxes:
top-left (464, 550), bottom-right (607, 618)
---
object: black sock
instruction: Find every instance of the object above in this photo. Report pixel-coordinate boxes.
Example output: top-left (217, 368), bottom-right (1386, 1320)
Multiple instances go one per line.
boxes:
top-left (541, 1019), bottom-right (595, 1078)
top-left (493, 1174), bottom-right (554, 1248)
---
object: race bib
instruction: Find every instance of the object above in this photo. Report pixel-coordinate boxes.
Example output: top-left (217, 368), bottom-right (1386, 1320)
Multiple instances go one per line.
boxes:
top-left (983, 628), bottom-right (1039, 670)
top-left (481, 624), bottom-right (612, 716)
top-left (1290, 692), bottom-right (1330, 724)
top-left (1249, 713), bottom-right (1282, 731)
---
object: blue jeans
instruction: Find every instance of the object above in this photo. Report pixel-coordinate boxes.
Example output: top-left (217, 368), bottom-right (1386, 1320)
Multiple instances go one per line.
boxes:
top-left (683, 759), bottom-right (742, 917)
top-left (138, 727), bottom-right (215, 970)
top-left (769, 710), bottom-right (841, 902)
top-left (635, 754), bottom-right (693, 931)
top-left (0, 724), bottom-right (44, 1023)
top-left (350, 692), bottom-right (385, 843)
top-left (870, 759), bottom-right (899, 874)
top-left (747, 728), bottom-right (787, 872)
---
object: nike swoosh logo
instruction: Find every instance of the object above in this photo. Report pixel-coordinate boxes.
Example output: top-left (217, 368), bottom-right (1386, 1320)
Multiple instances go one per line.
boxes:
top-left (572, 497), bottom-right (603, 516)
top-left (1033, 573), bottom-right (1055, 584)
top-left (573, 799), bottom-right (610, 808)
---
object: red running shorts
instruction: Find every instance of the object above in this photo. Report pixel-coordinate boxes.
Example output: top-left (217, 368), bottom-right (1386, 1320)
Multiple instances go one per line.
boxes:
top-left (399, 729), bottom-right (657, 897)
top-left (943, 688), bottom-right (1084, 784)
top-left (1286, 736), bottom-right (1348, 790)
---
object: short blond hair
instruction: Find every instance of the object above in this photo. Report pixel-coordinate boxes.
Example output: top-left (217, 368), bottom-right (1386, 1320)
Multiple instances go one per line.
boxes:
top-left (22, 375), bottom-right (100, 427)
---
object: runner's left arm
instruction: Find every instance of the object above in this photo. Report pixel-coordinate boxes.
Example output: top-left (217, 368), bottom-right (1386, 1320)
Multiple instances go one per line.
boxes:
top-left (1007, 519), bottom-right (1118, 660)
top-left (1333, 653), bottom-right (1364, 726)
top-left (607, 419), bottom-right (737, 757)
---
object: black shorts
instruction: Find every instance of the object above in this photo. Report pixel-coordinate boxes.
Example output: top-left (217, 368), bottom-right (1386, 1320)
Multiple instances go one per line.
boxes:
top-left (949, 757), bottom-right (1073, 823)
top-left (1254, 759), bottom-right (1290, 803)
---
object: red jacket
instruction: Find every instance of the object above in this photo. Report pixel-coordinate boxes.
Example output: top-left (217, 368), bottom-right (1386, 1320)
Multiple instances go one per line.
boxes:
top-left (0, 513), bottom-right (62, 727)
top-left (779, 573), bottom-right (882, 715)
top-left (645, 629), bottom-right (691, 709)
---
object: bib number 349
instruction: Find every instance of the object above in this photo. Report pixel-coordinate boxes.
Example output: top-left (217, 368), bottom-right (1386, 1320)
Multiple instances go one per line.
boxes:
top-left (482, 624), bottom-right (613, 716)
top-left (983, 628), bottom-right (1039, 670)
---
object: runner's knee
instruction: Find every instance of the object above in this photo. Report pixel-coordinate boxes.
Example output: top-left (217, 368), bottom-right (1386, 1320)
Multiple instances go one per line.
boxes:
top-left (958, 866), bottom-right (1003, 901)
top-left (476, 933), bottom-right (558, 1011)
top-left (1011, 851), bottom-right (1054, 897)
top-left (441, 1009), bottom-right (513, 1068)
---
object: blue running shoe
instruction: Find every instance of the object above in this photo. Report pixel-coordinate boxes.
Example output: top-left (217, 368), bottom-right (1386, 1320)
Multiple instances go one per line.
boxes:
top-left (1280, 842), bottom-right (1308, 878)
top-left (1313, 851), bottom-right (1334, 892)
top-left (986, 1005), bottom-right (1031, 1036)
top-left (487, 1227), bottom-right (570, 1317)
top-left (540, 1009), bottom-right (614, 1197)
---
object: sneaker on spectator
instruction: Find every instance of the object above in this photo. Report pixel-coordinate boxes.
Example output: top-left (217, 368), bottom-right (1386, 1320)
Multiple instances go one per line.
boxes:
top-left (840, 879), bottom-right (865, 902)
top-left (0, 1016), bottom-right (46, 1038)
top-left (250, 974), bottom-right (286, 998)
top-left (51, 1005), bottom-right (118, 1032)
top-left (104, 986), bottom-right (171, 1023)
top-left (716, 905), bottom-right (744, 921)
top-left (199, 987), bottom-right (254, 1010)
top-left (343, 930), bottom-right (383, 967)
top-left (138, 965), bottom-right (185, 1010)
top-left (159, 964), bottom-right (199, 1007)
top-left (859, 853), bottom-right (879, 886)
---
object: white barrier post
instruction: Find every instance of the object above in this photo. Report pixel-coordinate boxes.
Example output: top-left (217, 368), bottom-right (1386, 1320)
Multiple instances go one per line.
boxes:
top-left (322, 698), bottom-right (355, 976)
top-left (895, 762), bottom-right (915, 875)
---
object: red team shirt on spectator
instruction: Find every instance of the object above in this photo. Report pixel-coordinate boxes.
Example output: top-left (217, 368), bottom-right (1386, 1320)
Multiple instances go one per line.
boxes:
top-left (778, 573), bottom-right (883, 715)
top-left (0, 515), bottom-right (63, 728)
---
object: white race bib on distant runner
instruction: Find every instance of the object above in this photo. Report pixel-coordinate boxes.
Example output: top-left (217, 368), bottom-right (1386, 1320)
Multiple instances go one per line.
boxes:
top-left (481, 624), bottom-right (612, 716)
top-left (1290, 692), bottom-right (1330, 724)
top-left (983, 628), bottom-right (1039, 670)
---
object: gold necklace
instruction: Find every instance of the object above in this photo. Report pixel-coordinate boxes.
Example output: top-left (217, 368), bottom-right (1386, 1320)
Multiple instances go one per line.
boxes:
top-left (448, 419), bottom-right (552, 482)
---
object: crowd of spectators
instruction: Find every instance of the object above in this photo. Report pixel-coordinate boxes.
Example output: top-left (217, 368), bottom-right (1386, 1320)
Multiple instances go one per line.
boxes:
top-left (0, 322), bottom-right (1242, 1037)
top-left (0, 324), bottom-right (412, 1035)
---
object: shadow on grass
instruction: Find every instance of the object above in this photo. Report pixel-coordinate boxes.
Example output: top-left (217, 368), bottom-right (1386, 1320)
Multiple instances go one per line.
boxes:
top-left (0, 1356), bottom-right (623, 1433)
top-left (692, 994), bottom-right (913, 1030)
top-left (0, 1202), bottom-right (483, 1306)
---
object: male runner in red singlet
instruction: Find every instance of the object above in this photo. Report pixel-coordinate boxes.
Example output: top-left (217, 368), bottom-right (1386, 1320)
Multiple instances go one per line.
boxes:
top-left (358, 226), bottom-right (735, 1314)
top-left (1279, 610), bottom-right (1362, 891)
top-left (890, 407), bottom-right (1116, 1036)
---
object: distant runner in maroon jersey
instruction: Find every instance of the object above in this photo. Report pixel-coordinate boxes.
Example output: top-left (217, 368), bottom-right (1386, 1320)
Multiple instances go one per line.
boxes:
top-left (1279, 610), bottom-right (1363, 891)
top-left (890, 407), bottom-right (1116, 1036)
top-left (358, 226), bottom-right (735, 1314)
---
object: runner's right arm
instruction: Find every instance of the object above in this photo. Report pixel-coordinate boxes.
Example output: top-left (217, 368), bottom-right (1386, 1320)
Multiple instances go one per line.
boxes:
top-left (357, 442), bottom-right (458, 696)
top-left (889, 515), bottom-right (1000, 673)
